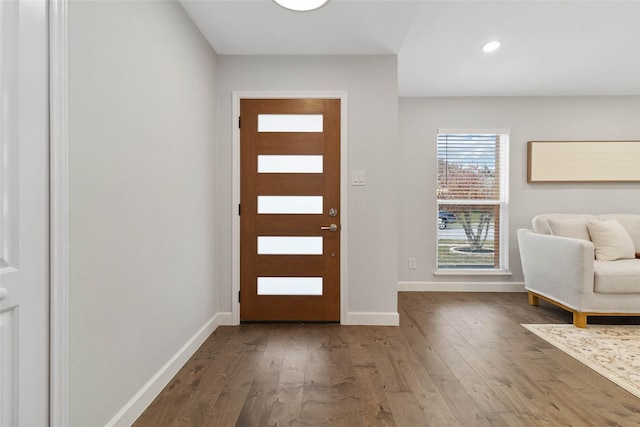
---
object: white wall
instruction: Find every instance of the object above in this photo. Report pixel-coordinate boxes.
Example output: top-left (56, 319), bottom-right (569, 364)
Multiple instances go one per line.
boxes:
top-left (68, 1), bottom-right (219, 425)
top-left (217, 56), bottom-right (399, 323)
top-left (399, 96), bottom-right (640, 287)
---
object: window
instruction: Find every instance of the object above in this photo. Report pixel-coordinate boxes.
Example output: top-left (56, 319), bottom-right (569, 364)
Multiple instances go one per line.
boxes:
top-left (436, 131), bottom-right (509, 271)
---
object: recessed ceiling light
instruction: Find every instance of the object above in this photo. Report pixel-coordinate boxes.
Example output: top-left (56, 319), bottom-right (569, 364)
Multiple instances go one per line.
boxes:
top-left (482, 40), bottom-right (501, 53)
top-left (273, 0), bottom-right (329, 12)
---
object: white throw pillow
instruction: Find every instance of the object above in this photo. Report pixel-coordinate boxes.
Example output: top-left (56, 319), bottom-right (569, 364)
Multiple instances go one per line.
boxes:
top-left (587, 219), bottom-right (635, 261)
top-left (548, 217), bottom-right (591, 241)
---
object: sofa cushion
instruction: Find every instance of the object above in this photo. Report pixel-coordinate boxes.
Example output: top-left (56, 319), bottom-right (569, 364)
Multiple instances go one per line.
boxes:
top-left (548, 217), bottom-right (591, 241)
top-left (597, 214), bottom-right (640, 253)
top-left (532, 213), bottom-right (593, 235)
top-left (588, 219), bottom-right (636, 261)
top-left (593, 259), bottom-right (640, 294)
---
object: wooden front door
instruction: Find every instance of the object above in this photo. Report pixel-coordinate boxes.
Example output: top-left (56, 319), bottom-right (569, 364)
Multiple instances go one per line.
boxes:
top-left (240, 99), bottom-right (340, 321)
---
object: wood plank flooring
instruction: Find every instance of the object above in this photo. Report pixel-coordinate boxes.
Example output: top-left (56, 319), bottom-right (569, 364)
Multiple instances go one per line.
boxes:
top-left (134, 292), bottom-right (640, 426)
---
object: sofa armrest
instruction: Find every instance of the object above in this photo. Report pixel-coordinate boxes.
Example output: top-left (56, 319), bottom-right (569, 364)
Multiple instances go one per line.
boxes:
top-left (517, 228), bottom-right (595, 310)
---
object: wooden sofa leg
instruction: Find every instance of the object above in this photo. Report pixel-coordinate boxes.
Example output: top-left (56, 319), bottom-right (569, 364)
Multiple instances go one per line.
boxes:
top-left (573, 313), bottom-right (587, 328)
top-left (528, 292), bottom-right (539, 306)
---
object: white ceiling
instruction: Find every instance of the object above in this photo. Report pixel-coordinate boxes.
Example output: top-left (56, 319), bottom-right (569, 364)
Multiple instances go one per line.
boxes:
top-left (180, 0), bottom-right (640, 97)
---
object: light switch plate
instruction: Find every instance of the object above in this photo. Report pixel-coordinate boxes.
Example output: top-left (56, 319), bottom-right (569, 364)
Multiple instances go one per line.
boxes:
top-left (351, 170), bottom-right (366, 186)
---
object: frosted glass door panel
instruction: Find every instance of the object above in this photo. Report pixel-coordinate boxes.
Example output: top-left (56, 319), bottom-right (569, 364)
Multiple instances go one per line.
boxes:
top-left (258, 277), bottom-right (323, 295)
top-left (258, 155), bottom-right (323, 173)
top-left (258, 114), bottom-right (323, 132)
top-left (258, 196), bottom-right (323, 214)
top-left (258, 236), bottom-right (322, 255)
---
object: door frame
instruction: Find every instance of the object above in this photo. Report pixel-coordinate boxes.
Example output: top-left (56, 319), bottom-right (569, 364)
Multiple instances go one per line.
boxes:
top-left (1, 0), bottom-right (67, 424)
top-left (50, 0), bottom-right (69, 425)
top-left (231, 91), bottom-right (349, 325)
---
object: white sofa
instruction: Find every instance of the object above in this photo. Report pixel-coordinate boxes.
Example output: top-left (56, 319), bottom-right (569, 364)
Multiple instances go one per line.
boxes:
top-left (517, 213), bottom-right (640, 327)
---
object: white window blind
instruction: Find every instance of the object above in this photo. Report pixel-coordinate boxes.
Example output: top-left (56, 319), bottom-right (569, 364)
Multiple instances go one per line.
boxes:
top-left (436, 132), bottom-right (509, 270)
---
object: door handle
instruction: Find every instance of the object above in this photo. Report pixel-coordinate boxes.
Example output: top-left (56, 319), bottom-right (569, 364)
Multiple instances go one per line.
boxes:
top-left (0, 287), bottom-right (7, 301)
top-left (321, 224), bottom-right (338, 232)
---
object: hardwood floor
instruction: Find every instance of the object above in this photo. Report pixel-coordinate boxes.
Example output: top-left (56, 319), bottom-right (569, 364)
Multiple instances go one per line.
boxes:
top-left (134, 292), bottom-right (640, 426)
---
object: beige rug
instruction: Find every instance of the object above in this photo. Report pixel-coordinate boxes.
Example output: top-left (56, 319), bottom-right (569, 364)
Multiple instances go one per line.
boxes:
top-left (522, 324), bottom-right (640, 398)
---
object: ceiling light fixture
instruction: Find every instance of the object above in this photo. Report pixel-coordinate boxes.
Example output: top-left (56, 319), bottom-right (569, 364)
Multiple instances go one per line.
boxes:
top-left (273, 0), bottom-right (329, 12)
top-left (482, 40), bottom-right (501, 53)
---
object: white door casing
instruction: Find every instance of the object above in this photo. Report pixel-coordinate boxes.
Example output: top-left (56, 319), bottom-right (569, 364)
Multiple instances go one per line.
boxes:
top-left (0, 0), bottom-right (50, 426)
top-left (231, 91), bottom-right (349, 325)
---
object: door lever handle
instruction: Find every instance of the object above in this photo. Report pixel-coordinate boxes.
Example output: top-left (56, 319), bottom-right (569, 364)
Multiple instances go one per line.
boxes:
top-left (0, 287), bottom-right (7, 301)
top-left (320, 224), bottom-right (338, 232)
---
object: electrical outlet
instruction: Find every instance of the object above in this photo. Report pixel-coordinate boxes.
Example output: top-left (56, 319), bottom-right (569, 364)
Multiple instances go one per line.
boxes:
top-left (408, 258), bottom-right (417, 269)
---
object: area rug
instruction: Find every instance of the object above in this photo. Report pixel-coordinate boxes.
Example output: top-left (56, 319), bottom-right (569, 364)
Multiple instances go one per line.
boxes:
top-left (522, 324), bottom-right (640, 398)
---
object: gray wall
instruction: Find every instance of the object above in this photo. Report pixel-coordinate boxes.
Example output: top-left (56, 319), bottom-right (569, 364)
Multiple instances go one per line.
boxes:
top-left (216, 55), bottom-right (400, 321)
top-left (399, 96), bottom-right (640, 285)
top-left (68, 1), bottom-right (219, 425)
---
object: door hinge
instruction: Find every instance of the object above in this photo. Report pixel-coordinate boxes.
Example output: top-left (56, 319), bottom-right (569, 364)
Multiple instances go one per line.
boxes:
top-left (238, 204), bottom-right (241, 216)
top-left (238, 290), bottom-right (241, 303)
top-left (238, 116), bottom-right (241, 129)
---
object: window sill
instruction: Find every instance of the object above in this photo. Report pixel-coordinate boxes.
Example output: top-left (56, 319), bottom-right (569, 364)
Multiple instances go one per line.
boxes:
top-left (434, 269), bottom-right (512, 277)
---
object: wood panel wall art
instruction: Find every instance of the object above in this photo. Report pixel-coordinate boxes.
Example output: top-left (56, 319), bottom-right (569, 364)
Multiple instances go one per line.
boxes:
top-left (527, 140), bottom-right (640, 183)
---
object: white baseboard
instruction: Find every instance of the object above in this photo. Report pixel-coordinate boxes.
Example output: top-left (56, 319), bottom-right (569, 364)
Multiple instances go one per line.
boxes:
top-left (105, 312), bottom-right (227, 427)
top-left (215, 311), bottom-right (234, 326)
top-left (343, 311), bottom-right (400, 326)
top-left (398, 281), bottom-right (526, 292)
